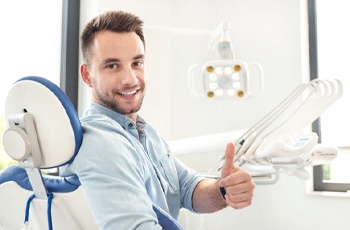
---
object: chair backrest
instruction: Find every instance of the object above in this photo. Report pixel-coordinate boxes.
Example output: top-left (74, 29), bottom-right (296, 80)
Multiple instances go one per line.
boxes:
top-left (0, 76), bottom-right (182, 230)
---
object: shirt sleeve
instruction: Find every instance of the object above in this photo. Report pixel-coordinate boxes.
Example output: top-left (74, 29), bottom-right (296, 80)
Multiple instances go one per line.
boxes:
top-left (66, 119), bottom-right (163, 230)
top-left (174, 156), bottom-right (205, 212)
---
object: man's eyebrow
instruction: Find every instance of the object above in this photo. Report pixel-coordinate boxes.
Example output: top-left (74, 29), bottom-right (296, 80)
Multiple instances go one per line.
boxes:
top-left (101, 54), bottom-right (145, 65)
top-left (101, 58), bottom-right (120, 65)
top-left (134, 54), bottom-right (145, 60)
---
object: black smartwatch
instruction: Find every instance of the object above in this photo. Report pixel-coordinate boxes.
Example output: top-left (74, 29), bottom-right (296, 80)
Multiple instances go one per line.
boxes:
top-left (219, 187), bottom-right (226, 200)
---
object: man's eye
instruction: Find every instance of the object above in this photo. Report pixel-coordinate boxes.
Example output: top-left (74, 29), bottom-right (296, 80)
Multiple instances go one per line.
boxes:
top-left (107, 64), bottom-right (117, 69)
top-left (133, 61), bottom-right (144, 67)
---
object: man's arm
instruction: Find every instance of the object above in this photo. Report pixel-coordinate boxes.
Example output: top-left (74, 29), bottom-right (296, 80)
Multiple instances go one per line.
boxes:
top-left (192, 178), bottom-right (227, 213)
top-left (192, 143), bottom-right (255, 213)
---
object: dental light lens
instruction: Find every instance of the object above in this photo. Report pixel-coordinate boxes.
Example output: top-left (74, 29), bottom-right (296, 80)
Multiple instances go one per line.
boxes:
top-left (233, 82), bottom-right (241, 89)
top-left (215, 89), bottom-right (224, 96)
top-left (232, 72), bottom-right (240, 80)
top-left (209, 82), bottom-right (218, 90)
top-left (209, 73), bottom-right (218, 81)
top-left (224, 67), bottom-right (233, 75)
top-left (215, 67), bottom-right (224, 75)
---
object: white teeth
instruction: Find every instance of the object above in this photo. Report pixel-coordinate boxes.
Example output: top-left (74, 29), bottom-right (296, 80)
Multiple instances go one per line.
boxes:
top-left (121, 90), bottom-right (137, 96)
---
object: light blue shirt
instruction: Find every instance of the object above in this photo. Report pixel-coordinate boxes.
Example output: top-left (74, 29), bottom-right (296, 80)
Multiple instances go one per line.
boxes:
top-left (60, 101), bottom-right (204, 229)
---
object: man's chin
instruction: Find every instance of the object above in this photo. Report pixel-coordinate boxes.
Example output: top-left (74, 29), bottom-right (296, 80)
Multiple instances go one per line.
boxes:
top-left (116, 103), bottom-right (143, 116)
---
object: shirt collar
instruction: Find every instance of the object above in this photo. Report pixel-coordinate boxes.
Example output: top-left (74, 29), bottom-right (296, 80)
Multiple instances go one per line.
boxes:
top-left (86, 101), bottom-right (147, 131)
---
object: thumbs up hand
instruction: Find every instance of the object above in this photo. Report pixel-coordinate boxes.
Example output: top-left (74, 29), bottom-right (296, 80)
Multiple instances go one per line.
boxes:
top-left (219, 142), bottom-right (255, 209)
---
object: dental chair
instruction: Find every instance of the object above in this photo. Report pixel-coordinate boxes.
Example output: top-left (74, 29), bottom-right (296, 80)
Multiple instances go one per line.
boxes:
top-left (0, 76), bottom-right (182, 230)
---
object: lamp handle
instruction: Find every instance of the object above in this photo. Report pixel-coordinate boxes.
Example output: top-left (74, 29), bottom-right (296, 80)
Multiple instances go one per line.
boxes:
top-left (247, 62), bottom-right (264, 97)
top-left (187, 64), bottom-right (205, 97)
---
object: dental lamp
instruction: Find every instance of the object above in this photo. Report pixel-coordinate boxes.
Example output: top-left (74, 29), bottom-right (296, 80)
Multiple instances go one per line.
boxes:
top-left (188, 21), bottom-right (263, 100)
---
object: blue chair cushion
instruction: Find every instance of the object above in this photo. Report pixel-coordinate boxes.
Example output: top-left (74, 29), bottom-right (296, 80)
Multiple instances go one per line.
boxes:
top-left (0, 166), bottom-right (80, 193)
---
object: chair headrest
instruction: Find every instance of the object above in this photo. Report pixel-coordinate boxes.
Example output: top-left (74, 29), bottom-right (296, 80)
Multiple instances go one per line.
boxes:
top-left (4, 76), bottom-right (82, 168)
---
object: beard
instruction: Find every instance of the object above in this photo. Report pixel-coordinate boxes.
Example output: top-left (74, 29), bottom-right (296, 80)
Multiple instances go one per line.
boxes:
top-left (94, 87), bottom-right (144, 116)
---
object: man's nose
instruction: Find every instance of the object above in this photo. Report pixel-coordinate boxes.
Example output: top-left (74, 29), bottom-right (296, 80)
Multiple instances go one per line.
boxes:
top-left (120, 66), bottom-right (139, 85)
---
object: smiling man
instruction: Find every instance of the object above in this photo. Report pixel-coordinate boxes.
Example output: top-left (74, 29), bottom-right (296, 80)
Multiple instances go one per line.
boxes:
top-left (60, 10), bottom-right (255, 230)
top-left (81, 30), bottom-right (146, 121)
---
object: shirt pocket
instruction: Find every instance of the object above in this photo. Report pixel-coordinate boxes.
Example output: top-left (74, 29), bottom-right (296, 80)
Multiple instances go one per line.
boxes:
top-left (159, 152), bottom-right (180, 192)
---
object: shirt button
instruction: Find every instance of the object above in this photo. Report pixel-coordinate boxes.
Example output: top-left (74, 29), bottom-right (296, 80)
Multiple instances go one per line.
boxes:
top-left (128, 123), bottom-right (133, 128)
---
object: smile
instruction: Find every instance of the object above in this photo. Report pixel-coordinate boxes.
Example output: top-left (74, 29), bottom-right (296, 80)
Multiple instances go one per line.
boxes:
top-left (119, 90), bottom-right (138, 97)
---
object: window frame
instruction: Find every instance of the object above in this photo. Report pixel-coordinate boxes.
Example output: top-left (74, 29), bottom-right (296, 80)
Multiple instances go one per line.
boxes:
top-left (47, 0), bottom-right (80, 175)
top-left (309, 0), bottom-right (350, 193)
top-left (61, 0), bottom-right (80, 109)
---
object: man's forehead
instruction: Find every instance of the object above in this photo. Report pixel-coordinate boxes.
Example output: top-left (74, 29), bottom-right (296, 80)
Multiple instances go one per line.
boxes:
top-left (92, 31), bottom-right (145, 60)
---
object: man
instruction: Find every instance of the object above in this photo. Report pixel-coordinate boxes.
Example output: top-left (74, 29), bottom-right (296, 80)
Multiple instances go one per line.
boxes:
top-left (61, 10), bottom-right (255, 229)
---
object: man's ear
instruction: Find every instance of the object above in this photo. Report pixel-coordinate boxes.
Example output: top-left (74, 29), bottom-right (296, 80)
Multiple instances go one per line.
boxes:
top-left (80, 64), bottom-right (93, 87)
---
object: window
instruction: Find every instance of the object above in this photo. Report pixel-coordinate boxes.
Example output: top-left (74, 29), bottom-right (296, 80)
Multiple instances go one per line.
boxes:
top-left (310, 0), bottom-right (350, 192)
top-left (0, 0), bottom-right (80, 171)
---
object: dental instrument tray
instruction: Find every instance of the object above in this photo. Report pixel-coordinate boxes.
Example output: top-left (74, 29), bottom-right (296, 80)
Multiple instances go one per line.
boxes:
top-left (218, 79), bottom-right (343, 183)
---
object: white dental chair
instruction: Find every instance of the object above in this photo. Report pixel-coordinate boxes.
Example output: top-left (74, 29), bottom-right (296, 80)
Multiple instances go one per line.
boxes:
top-left (0, 76), bottom-right (181, 230)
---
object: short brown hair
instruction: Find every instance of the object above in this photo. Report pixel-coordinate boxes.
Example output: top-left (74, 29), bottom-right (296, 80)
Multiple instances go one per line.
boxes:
top-left (81, 11), bottom-right (145, 64)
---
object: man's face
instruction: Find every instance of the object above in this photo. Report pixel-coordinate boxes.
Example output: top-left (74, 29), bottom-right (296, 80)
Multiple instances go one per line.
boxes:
top-left (81, 31), bottom-right (146, 121)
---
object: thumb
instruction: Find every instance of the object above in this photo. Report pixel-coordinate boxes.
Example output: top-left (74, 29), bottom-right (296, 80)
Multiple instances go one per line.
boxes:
top-left (221, 142), bottom-right (236, 178)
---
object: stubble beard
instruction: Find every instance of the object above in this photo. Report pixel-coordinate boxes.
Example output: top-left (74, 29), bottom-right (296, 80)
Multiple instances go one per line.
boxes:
top-left (94, 88), bottom-right (144, 116)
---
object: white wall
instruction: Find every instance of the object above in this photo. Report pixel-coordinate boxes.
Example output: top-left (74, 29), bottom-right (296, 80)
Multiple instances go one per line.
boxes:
top-left (79, 0), bottom-right (350, 229)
